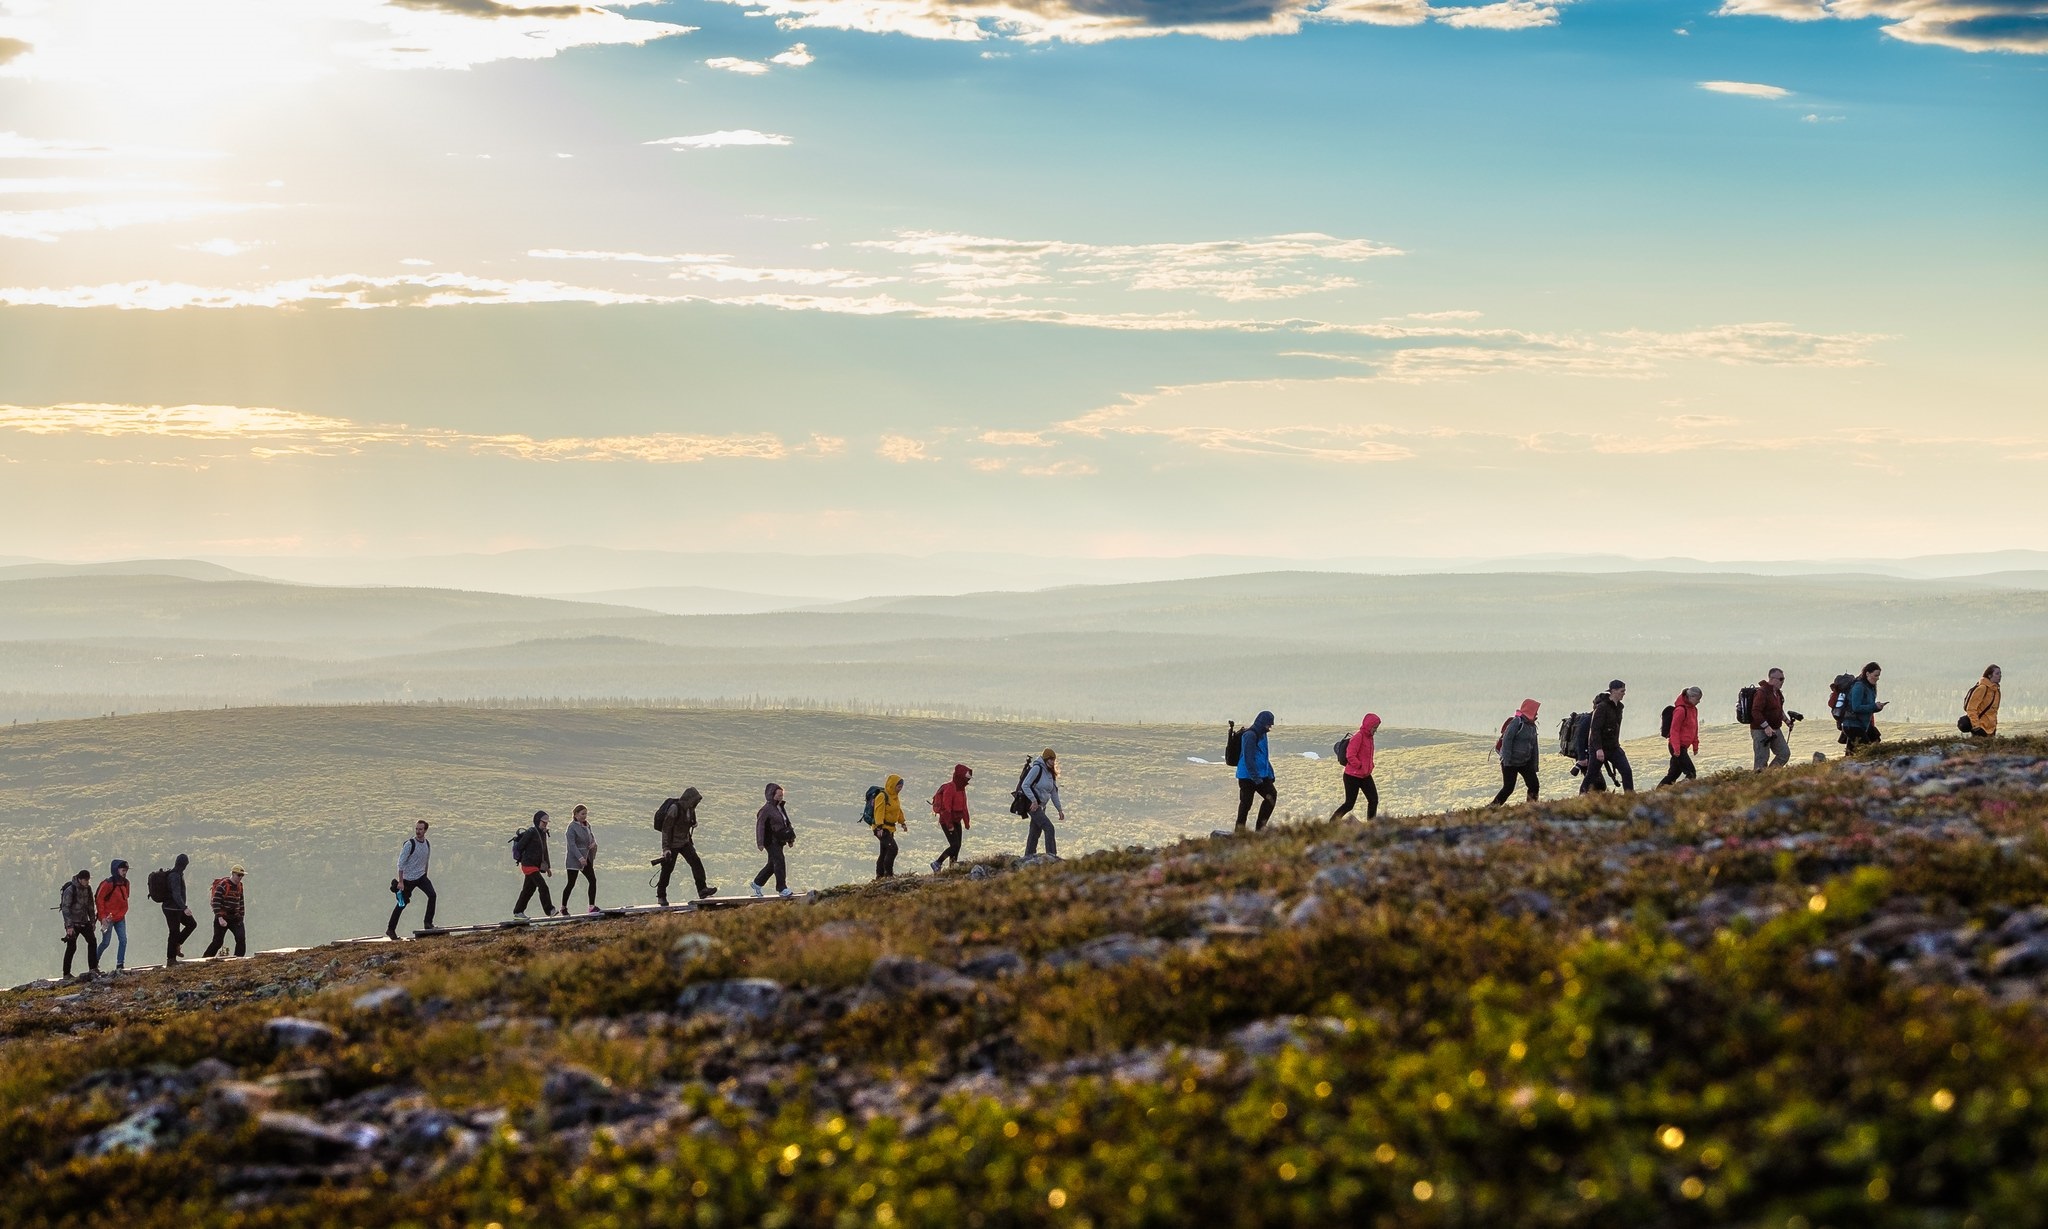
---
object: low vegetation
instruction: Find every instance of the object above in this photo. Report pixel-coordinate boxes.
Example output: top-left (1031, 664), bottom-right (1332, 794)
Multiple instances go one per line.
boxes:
top-left (4, 734), bottom-right (2046, 1226)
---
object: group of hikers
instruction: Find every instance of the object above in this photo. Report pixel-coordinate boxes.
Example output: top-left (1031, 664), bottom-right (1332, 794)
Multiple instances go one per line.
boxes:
top-left (45, 664), bottom-right (2006, 981)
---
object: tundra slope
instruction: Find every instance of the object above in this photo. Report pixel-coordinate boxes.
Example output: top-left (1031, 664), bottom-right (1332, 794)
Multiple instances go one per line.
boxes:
top-left (4, 737), bottom-right (2048, 1227)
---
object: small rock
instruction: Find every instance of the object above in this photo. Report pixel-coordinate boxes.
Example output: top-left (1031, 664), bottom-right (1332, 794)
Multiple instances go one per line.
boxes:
top-left (958, 949), bottom-right (1026, 981)
top-left (253, 1111), bottom-right (377, 1162)
top-left (968, 865), bottom-right (991, 880)
top-left (675, 978), bottom-right (784, 1023)
top-left (1993, 907), bottom-right (2048, 945)
top-left (868, 955), bottom-right (977, 1000)
top-left (78, 1099), bottom-right (180, 1157)
top-left (1286, 895), bottom-right (1327, 928)
top-left (204, 1082), bottom-right (280, 1130)
top-left (265, 1017), bottom-right (342, 1051)
top-left (261, 1068), bottom-right (333, 1104)
top-left (1991, 938), bottom-right (2048, 979)
top-left (187, 1057), bottom-right (236, 1086)
top-left (1045, 933), bottom-right (1166, 972)
top-left (1230, 1017), bottom-right (1311, 1058)
top-left (351, 986), bottom-right (412, 1015)
top-left (1310, 865), bottom-right (1367, 893)
top-left (542, 1067), bottom-right (620, 1130)
top-left (1193, 892), bottom-right (1279, 930)
top-left (1499, 890), bottom-right (1556, 921)
top-left (671, 933), bottom-right (727, 965)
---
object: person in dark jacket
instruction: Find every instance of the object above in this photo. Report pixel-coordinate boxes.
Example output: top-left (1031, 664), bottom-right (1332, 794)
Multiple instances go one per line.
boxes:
top-left (512, 811), bottom-right (555, 920)
top-left (95, 860), bottom-right (131, 972)
top-left (163, 852), bottom-right (197, 966)
top-left (387, 820), bottom-right (435, 939)
top-left (1234, 711), bottom-right (1278, 832)
top-left (1581, 681), bottom-right (1632, 794)
top-left (1750, 668), bottom-right (1792, 771)
top-left (562, 805), bottom-right (599, 915)
top-left (752, 783), bottom-right (796, 898)
top-left (1490, 699), bottom-right (1542, 808)
top-left (1841, 662), bottom-right (1887, 750)
top-left (202, 865), bottom-right (248, 957)
top-left (930, 764), bottom-right (971, 873)
top-left (60, 869), bottom-right (100, 978)
top-left (652, 788), bottom-right (716, 905)
top-left (1659, 687), bottom-right (1703, 787)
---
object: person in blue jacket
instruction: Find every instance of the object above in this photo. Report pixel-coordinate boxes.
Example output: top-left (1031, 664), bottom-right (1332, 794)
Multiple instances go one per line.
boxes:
top-left (1842, 661), bottom-right (1889, 750)
top-left (1234, 710), bottom-right (1278, 832)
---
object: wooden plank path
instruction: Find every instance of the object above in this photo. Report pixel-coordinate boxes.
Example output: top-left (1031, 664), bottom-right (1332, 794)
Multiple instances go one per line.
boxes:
top-left (5, 893), bottom-right (813, 993)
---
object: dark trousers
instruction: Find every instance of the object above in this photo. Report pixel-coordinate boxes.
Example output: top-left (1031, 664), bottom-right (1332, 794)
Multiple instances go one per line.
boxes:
top-left (1491, 763), bottom-right (1538, 807)
top-left (203, 916), bottom-right (247, 958)
top-left (1330, 773), bottom-right (1378, 820)
top-left (656, 846), bottom-right (707, 902)
top-left (514, 871), bottom-right (555, 916)
top-left (1658, 752), bottom-right (1698, 787)
top-left (754, 843), bottom-right (788, 892)
top-left (388, 876), bottom-right (437, 934)
top-left (164, 907), bottom-right (197, 964)
top-left (1236, 778), bottom-right (1278, 830)
top-left (935, 823), bottom-right (964, 868)
top-left (1581, 748), bottom-right (1634, 794)
top-left (1026, 809), bottom-right (1058, 857)
top-left (564, 867), bottom-right (598, 909)
top-left (875, 830), bottom-right (898, 878)
top-left (1842, 723), bottom-right (1881, 750)
top-left (63, 926), bottom-right (100, 977)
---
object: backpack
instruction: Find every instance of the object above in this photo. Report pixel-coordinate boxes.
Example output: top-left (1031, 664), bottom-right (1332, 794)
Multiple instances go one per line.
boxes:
top-left (1828, 673), bottom-right (1857, 727)
top-left (1008, 758), bottom-right (1036, 818)
top-left (146, 867), bottom-right (170, 904)
top-left (930, 785), bottom-right (948, 817)
top-left (860, 784), bottom-right (884, 826)
top-left (1333, 734), bottom-right (1352, 763)
top-left (1558, 712), bottom-right (1591, 761)
top-left (1492, 715), bottom-right (1515, 758)
top-left (653, 799), bottom-right (676, 831)
top-left (1223, 721), bottom-right (1243, 768)
top-left (1735, 686), bottom-right (1757, 726)
top-left (509, 827), bottom-right (534, 866)
top-left (1660, 705), bottom-right (1676, 739)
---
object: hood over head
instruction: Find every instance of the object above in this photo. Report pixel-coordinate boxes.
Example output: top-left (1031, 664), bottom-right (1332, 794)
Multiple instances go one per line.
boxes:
top-left (173, 853), bottom-right (189, 871)
top-left (884, 774), bottom-right (903, 795)
top-left (1358, 713), bottom-right (1381, 737)
top-left (1252, 711), bottom-right (1275, 733)
top-left (110, 859), bottom-right (128, 876)
top-left (1518, 699), bottom-right (1541, 720)
top-left (764, 782), bottom-right (781, 802)
top-left (680, 787), bottom-right (702, 807)
top-left (952, 764), bottom-right (972, 787)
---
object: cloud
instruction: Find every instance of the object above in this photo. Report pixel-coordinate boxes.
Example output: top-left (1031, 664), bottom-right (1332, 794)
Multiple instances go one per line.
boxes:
top-left (694, 0), bottom-right (1576, 44)
top-left (876, 434), bottom-right (934, 462)
top-left (0, 401), bottom-right (795, 464)
top-left (644, 129), bottom-right (793, 150)
top-left (0, 36), bottom-right (28, 66)
top-left (769, 42), bottom-right (815, 64)
top-left (0, 199), bottom-right (270, 243)
top-left (705, 56), bottom-right (771, 73)
top-left (1699, 79), bottom-right (1793, 98)
top-left (1716, 1), bottom-right (2048, 54)
top-left (857, 230), bottom-right (1401, 301)
top-left (528, 247), bottom-right (894, 287)
top-left (182, 237), bottom-right (263, 256)
top-left (0, 272), bottom-right (685, 309)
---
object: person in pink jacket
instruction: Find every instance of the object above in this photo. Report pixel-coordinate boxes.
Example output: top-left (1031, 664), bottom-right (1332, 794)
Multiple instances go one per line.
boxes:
top-left (1329, 712), bottom-right (1382, 821)
top-left (1658, 687), bottom-right (1703, 787)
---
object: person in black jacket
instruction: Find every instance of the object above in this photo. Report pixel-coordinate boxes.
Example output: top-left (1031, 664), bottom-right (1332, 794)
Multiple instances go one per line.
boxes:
top-left (1581, 680), bottom-right (1633, 794)
top-left (512, 811), bottom-right (555, 920)
top-left (162, 852), bottom-right (197, 966)
top-left (652, 788), bottom-right (716, 906)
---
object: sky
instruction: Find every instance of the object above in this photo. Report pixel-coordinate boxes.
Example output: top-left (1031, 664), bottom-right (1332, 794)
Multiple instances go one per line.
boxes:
top-left (0, 0), bottom-right (2043, 566)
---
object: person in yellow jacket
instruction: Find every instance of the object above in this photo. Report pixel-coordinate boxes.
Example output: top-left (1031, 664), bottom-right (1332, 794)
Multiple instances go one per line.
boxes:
top-left (871, 774), bottom-right (909, 879)
top-left (1963, 665), bottom-right (2002, 737)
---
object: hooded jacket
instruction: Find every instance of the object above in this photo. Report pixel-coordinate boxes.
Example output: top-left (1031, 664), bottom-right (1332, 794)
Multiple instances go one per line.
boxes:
top-left (166, 853), bottom-right (190, 911)
top-left (659, 788), bottom-right (703, 853)
top-left (932, 764), bottom-right (972, 830)
top-left (1589, 694), bottom-right (1625, 758)
top-left (565, 815), bottom-right (596, 870)
top-left (60, 877), bottom-right (96, 930)
top-left (756, 784), bottom-right (795, 850)
top-left (872, 775), bottom-right (908, 835)
top-left (1236, 711), bottom-right (1276, 782)
top-left (1965, 677), bottom-right (2001, 735)
top-left (1344, 714), bottom-right (1381, 778)
top-left (1668, 692), bottom-right (1700, 755)
top-left (96, 862), bottom-right (130, 923)
top-left (1499, 713), bottom-right (1540, 768)
top-left (1022, 757), bottom-right (1062, 815)
top-left (516, 825), bottom-right (551, 874)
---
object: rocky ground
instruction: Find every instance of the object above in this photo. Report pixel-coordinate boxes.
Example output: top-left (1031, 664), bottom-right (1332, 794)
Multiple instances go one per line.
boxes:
top-left (4, 736), bottom-right (2047, 1227)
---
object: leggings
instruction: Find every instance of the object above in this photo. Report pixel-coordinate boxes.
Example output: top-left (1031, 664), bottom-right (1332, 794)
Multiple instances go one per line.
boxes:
top-left (1330, 773), bottom-right (1378, 821)
top-left (935, 823), bottom-right (964, 869)
top-left (1658, 752), bottom-right (1697, 787)
top-left (656, 846), bottom-right (708, 900)
top-left (564, 866), bottom-right (598, 909)
top-left (1490, 764), bottom-right (1538, 807)
top-left (754, 843), bottom-right (789, 892)
top-left (1236, 778), bottom-right (1278, 831)
top-left (514, 871), bottom-right (555, 917)
top-left (204, 916), bottom-right (247, 958)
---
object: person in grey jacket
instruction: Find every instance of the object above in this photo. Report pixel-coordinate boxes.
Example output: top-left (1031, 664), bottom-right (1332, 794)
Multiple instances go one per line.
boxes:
top-left (386, 819), bottom-right (436, 939)
top-left (162, 852), bottom-right (197, 966)
top-left (561, 804), bottom-right (599, 915)
top-left (60, 869), bottom-right (100, 978)
top-left (1489, 699), bottom-right (1542, 808)
top-left (1022, 749), bottom-right (1065, 858)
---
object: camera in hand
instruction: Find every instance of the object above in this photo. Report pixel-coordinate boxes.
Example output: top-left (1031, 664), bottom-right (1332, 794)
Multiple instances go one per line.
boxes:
top-left (1785, 711), bottom-right (1804, 727)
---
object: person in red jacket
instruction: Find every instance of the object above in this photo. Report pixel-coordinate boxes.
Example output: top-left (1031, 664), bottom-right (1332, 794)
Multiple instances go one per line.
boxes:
top-left (94, 860), bottom-right (131, 972)
top-left (202, 865), bottom-right (248, 958)
top-left (1330, 712), bottom-right (1382, 820)
top-left (930, 764), bottom-right (972, 873)
top-left (1659, 687), bottom-right (1703, 787)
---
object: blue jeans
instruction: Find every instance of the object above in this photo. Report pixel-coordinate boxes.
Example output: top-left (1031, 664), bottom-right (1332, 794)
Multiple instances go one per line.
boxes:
top-left (1026, 809), bottom-right (1058, 857)
top-left (105, 918), bottom-right (128, 968)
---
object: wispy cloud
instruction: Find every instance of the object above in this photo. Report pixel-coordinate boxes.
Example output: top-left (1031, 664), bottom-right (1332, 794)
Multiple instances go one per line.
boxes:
top-left (0, 199), bottom-right (270, 243)
top-left (0, 272), bottom-right (684, 309)
top-left (704, 56), bottom-right (770, 74)
top-left (1716, 1), bottom-right (2048, 55)
top-left (769, 42), bottom-right (815, 65)
top-left (876, 434), bottom-right (934, 462)
top-left (528, 247), bottom-right (893, 287)
top-left (644, 129), bottom-right (793, 150)
top-left (703, 41), bottom-right (814, 72)
top-left (1699, 79), bottom-right (1793, 98)
top-left (857, 230), bottom-right (1400, 301)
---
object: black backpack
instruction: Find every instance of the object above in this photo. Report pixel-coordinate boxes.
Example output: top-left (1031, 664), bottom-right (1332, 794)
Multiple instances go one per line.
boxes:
top-left (1735, 686), bottom-right (1757, 726)
top-left (1007, 758), bottom-right (1036, 818)
top-left (1660, 705), bottom-right (1676, 739)
top-left (859, 785), bottom-right (884, 826)
top-left (509, 827), bottom-right (535, 866)
top-left (1828, 673), bottom-right (1857, 726)
top-left (1223, 721), bottom-right (1244, 768)
top-left (145, 867), bottom-right (170, 904)
top-left (1558, 712), bottom-right (1591, 760)
top-left (653, 799), bottom-right (677, 831)
top-left (1333, 734), bottom-right (1352, 763)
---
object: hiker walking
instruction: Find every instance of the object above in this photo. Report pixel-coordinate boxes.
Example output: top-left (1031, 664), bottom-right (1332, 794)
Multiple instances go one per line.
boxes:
top-left (59, 869), bottom-right (100, 978)
top-left (1329, 712), bottom-right (1381, 821)
top-left (1022, 749), bottom-right (1065, 857)
top-left (871, 775), bottom-right (908, 879)
top-left (562, 805), bottom-right (600, 915)
top-left (386, 820), bottom-right (436, 939)
top-left (930, 763), bottom-right (971, 873)
top-left (1235, 712), bottom-right (1279, 831)
top-left (1489, 700), bottom-right (1542, 808)
top-left (202, 865), bottom-right (248, 957)
top-left (1581, 681), bottom-right (1632, 794)
top-left (653, 788), bottom-right (716, 905)
top-left (95, 860), bottom-right (131, 972)
top-left (155, 853), bottom-right (197, 966)
top-left (1840, 662), bottom-right (1887, 750)
top-left (752, 783), bottom-right (797, 898)
top-left (511, 811), bottom-right (556, 920)
top-left (1963, 666), bottom-right (2002, 737)
top-left (1749, 668), bottom-right (1793, 771)
top-left (1659, 688), bottom-right (1703, 787)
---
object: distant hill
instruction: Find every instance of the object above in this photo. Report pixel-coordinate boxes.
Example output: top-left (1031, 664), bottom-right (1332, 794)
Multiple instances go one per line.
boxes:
top-left (547, 585), bottom-right (826, 616)
top-left (0, 558), bottom-right (266, 583)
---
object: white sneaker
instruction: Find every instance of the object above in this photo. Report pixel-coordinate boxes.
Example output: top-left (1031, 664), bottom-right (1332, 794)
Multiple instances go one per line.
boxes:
top-left (930, 859), bottom-right (943, 873)
top-left (778, 887), bottom-right (794, 898)
top-left (750, 883), bottom-right (764, 898)
top-left (512, 912), bottom-right (529, 921)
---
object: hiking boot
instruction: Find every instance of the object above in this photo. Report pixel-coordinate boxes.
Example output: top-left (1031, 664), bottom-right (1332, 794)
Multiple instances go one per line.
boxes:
top-left (778, 887), bottom-right (795, 899)
top-left (930, 859), bottom-right (943, 873)
top-left (511, 912), bottom-right (529, 921)
top-left (656, 893), bottom-right (669, 907)
top-left (750, 883), bottom-right (764, 898)
top-left (384, 929), bottom-right (397, 941)
top-left (699, 886), bottom-right (719, 899)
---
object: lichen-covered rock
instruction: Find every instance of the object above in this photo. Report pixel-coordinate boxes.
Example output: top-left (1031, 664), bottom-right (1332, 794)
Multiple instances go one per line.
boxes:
top-left (264, 1017), bottom-right (342, 1051)
top-left (675, 978), bottom-right (784, 1023)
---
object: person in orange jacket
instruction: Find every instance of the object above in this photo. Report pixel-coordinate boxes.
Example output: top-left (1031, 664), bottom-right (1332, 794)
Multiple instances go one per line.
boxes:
top-left (930, 764), bottom-right (972, 873)
top-left (1659, 687), bottom-right (1703, 787)
top-left (1964, 666), bottom-right (2002, 737)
